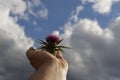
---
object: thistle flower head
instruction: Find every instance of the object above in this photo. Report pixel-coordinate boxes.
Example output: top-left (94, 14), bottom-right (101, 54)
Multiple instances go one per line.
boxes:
top-left (37, 34), bottom-right (70, 56)
top-left (46, 35), bottom-right (60, 44)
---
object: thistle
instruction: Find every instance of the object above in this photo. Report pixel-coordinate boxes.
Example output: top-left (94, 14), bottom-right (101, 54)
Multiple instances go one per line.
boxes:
top-left (37, 34), bottom-right (70, 56)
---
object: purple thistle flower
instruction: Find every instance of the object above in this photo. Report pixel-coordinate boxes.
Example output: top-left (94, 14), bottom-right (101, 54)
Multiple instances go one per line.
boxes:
top-left (46, 35), bottom-right (60, 44)
top-left (37, 34), bottom-right (70, 56)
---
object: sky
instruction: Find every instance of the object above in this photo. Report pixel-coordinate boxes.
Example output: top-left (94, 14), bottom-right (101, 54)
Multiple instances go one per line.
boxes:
top-left (1, 0), bottom-right (120, 80)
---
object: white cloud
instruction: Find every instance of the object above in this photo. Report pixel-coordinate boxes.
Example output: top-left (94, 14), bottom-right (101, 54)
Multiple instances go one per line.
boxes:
top-left (0, 0), bottom-right (26, 16)
top-left (82, 0), bottom-right (120, 14)
top-left (70, 5), bottom-right (84, 22)
top-left (25, 0), bottom-right (48, 20)
top-left (52, 30), bottom-right (60, 36)
top-left (37, 8), bottom-right (48, 19)
top-left (61, 16), bottom-right (120, 80)
top-left (0, 0), bottom-right (48, 21)
top-left (0, 0), bottom-right (34, 80)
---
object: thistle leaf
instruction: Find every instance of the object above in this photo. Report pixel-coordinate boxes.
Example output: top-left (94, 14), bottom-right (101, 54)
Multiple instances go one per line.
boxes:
top-left (57, 39), bottom-right (63, 44)
top-left (56, 45), bottom-right (71, 49)
top-left (59, 48), bottom-right (65, 54)
top-left (37, 39), bottom-right (48, 45)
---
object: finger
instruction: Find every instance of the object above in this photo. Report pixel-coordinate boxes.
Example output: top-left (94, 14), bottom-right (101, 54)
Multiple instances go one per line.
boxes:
top-left (56, 51), bottom-right (63, 59)
top-left (56, 51), bottom-right (68, 70)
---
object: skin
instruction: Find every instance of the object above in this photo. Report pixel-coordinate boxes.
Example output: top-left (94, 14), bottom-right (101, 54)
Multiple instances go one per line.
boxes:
top-left (26, 47), bottom-right (68, 80)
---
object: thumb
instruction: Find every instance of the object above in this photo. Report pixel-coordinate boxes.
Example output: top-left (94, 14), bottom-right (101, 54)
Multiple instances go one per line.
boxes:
top-left (28, 47), bottom-right (35, 52)
top-left (26, 47), bottom-right (35, 58)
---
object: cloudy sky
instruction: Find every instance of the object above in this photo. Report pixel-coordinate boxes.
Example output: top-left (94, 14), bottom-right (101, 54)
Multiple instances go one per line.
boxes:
top-left (1, 0), bottom-right (120, 80)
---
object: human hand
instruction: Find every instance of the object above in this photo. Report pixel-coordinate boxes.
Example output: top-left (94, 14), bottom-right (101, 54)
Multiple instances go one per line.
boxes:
top-left (26, 47), bottom-right (68, 80)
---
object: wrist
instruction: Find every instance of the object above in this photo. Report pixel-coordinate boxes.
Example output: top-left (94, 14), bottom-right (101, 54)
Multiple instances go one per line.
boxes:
top-left (29, 63), bottom-right (67, 80)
